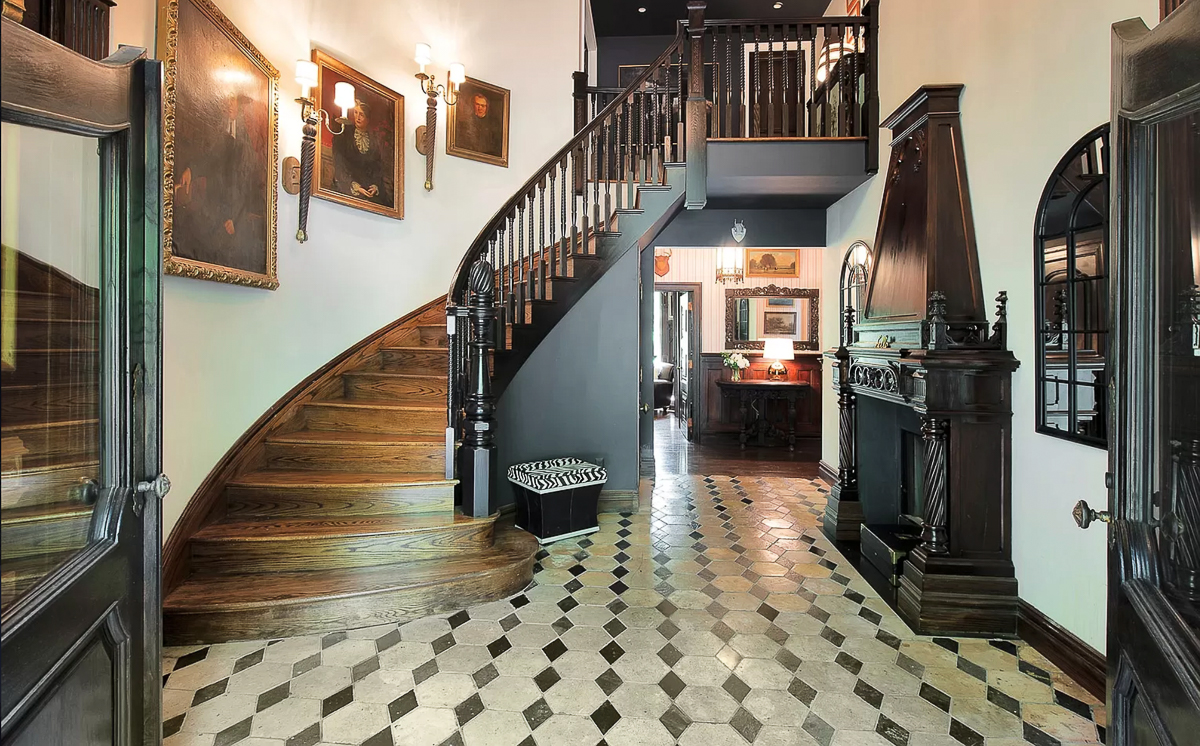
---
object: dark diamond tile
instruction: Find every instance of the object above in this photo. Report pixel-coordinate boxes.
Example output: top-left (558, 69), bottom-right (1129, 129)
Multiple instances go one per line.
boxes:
top-left (543, 638), bottom-right (568, 662)
top-left (615, 539), bottom-right (632, 550)
top-left (607, 598), bottom-right (629, 615)
top-left (564, 578), bottom-right (584, 594)
top-left (455, 692), bottom-right (485, 727)
top-left (362, 726), bottom-right (396, 746)
top-left (807, 605), bottom-right (832, 624)
top-left (322, 685), bottom-right (354, 717)
top-left (604, 618), bottom-right (627, 638)
top-left (775, 647), bottom-right (803, 672)
top-left (614, 552), bottom-right (631, 564)
top-left (511, 594), bottom-right (530, 608)
top-left (656, 599), bottom-right (678, 617)
top-left (788, 677), bottom-right (818, 706)
top-left (472, 662), bottom-right (500, 689)
top-left (552, 616), bottom-right (575, 635)
top-left (257, 681), bottom-right (290, 712)
top-left (844, 589), bottom-right (866, 604)
top-left (232, 648), bottom-right (264, 675)
top-left (285, 723), bottom-right (320, 746)
top-left (876, 630), bottom-right (902, 650)
top-left (984, 685), bottom-right (1021, 718)
top-left (659, 670), bottom-right (687, 699)
top-left (933, 637), bottom-right (960, 654)
top-left (802, 712), bottom-right (835, 746)
top-left (706, 601), bottom-right (729, 619)
top-left (569, 564), bottom-right (587, 577)
top-left (1054, 689), bottom-right (1094, 720)
top-left (821, 626), bottom-right (846, 647)
top-left (375, 628), bottom-right (402, 653)
top-left (174, 647), bottom-right (209, 670)
top-left (534, 666), bottom-right (562, 692)
top-left (723, 673), bottom-right (751, 703)
top-left (1020, 659), bottom-right (1053, 686)
top-left (432, 632), bottom-right (457, 655)
top-left (702, 583), bottom-right (724, 600)
top-left (448, 610), bottom-right (471, 628)
top-left (612, 565), bottom-right (630, 580)
top-left (730, 707), bottom-right (763, 742)
top-left (323, 631), bottom-right (348, 649)
top-left (488, 635), bottom-right (513, 659)
top-left (500, 613), bottom-right (522, 632)
top-left (854, 679), bottom-right (885, 708)
top-left (388, 690), bottom-right (419, 721)
top-left (438, 734), bottom-right (464, 746)
top-left (657, 619), bottom-right (680, 640)
top-left (859, 607), bottom-right (884, 625)
top-left (558, 596), bottom-right (580, 613)
top-left (660, 704), bottom-right (692, 739)
top-left (609, 580), bottom-right (630, 595)
top-left (214, 716), bottom-right (253, 746)
top-left (596, 667), bottom-right (624, 696)
top-left (524, 697), bottom-right (554, 730)
top-left (711, 620), bottom-right (736, 643)
top-left (989, 639), bottom-right (1019, 656)
top-left (293, 652), bottom-right (321, 678)
top-left (949, 718), bottom-right (985, 746)
top-left (192, 677), bottom-right (229, 708)
top-left (876, 713), bottom-right (910, 746)
top-left (413, 658), bottom-right (439, 685)
top-left (1023, 721), bottom-right (1062, 746)
top-left (919, 682), bottom-right (952, 713)
top-left (600, 640), bottom-right (625, 664)
top-left (658, 643), bottom-right (683, 667)
top-left (163, 714), bottom-right (185, 739)
top-left (516, 738), bottom-right (536, 746)
top-left (591, 700), bottom-right (621, 735)
top-left (957, 655), bottom-right (987, 682)
top-left (352, 655), bottom-right (381, 683)
top-left (573, 550), bottom-right (589, 561)
top-left (835, 651), bottom-right (863, 676)
top-left (617, 529), bottom-right (632, 538)
top-left (896, 652), bottom-right (925, 679)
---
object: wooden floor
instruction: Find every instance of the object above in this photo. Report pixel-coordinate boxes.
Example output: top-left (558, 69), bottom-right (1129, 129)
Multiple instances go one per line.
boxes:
top-left (651, 413), bottom-right (820, 478)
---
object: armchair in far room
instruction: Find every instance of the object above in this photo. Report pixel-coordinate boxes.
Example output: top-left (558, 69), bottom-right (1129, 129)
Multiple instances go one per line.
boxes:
top-left (653, 362), bottom-right (675, 411)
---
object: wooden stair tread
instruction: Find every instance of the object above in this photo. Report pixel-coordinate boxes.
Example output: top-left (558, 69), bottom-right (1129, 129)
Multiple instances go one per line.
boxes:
top-left (305, 400), bottom-right (441, 413)
top-left (2, 417), bottom-right (98, 433)
top-left (1, 500), bottom-right (92, 524)
top-left (267, 431), bottom-right (443, 445)
top-left (344, 371), bottom-right (444, 380)
top-left (165, 528), bottom-right (536, 611)
top-left (193, 511), bottom-right (493, 542)
top-left (382, 345), bottom-right (448, 353)
top-left (230, 469), bottom-right (453, 488)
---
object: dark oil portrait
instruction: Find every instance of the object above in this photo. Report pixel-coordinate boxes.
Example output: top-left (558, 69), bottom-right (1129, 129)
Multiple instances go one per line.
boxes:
top-left (447, 77), bottom-right (510, 168)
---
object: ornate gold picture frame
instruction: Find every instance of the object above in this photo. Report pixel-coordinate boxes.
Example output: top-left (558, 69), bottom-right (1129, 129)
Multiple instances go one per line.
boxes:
top-left (159, 0), bottom-right (280, 289)
top-left (447, 76), bottom-right (510, 168)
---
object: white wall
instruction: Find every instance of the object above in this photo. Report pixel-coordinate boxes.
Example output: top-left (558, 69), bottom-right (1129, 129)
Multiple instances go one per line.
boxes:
top-left (655, 247), bottom-right (823, 353)
top-left (109, 0), bottom-right (581, 540)
top-left (820, 0), bottom-right (1158, 651)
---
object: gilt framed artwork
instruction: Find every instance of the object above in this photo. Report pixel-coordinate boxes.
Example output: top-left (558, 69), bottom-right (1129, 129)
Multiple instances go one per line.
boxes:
top-left (447, 77), bottom-right (510, 167)
top-left (159, 0), bottom-right (279, 289)
top-left (312, 50), bottom-right (404, 220)
top-left (763, 311), bottom-right (798, 336)
top-left (746, 249), bottom-right (800, 278)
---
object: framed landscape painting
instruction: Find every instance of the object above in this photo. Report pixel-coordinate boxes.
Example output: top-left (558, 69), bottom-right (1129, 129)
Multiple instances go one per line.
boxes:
top-left (159, 0), bottom-right (280, 289)
top-left (312, 50), bottom-right (404, 220)
top-left (447, 77), bottom-right (510, 168)
top-left (763, 311), bottom-right (798, 336)
top-left (747, 249), bottom-right (800, 278)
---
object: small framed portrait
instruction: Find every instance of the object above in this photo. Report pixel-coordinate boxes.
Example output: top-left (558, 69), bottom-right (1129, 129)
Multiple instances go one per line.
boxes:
top-left (312, 50), bottom-right (404, 220)
top-left (763, 311), bottom-right (798, 336)
top-left (447, 77), bottom-right (510, 167)
top-left (747, 249), bottom-right (800, 278)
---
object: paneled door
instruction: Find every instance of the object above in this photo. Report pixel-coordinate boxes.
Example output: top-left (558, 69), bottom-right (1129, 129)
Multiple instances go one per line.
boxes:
top-left (1087, 4), bottom-right (1200, 744)
top-left (0, 19), bottom-right (164, 746)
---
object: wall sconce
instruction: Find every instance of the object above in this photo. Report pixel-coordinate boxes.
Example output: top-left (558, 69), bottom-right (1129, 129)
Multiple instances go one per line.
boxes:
top-left (281, 59), bottom-right (355, 243)
top-left (716, 220), bottom-right (746, 284)
top-left (413, 43), bottom-right (464, 191)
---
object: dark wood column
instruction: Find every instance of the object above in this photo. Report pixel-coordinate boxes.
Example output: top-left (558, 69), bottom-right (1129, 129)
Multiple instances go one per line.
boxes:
top-left (824, 307), bottom-right (863, 541)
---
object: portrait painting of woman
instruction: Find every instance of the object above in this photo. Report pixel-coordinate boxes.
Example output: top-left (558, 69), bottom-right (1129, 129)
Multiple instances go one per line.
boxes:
top-left (313, 51), bottom-right (404, 220)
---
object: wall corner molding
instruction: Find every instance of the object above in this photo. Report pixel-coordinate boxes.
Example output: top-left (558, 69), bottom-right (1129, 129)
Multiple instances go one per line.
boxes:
top-left (818, 459), bottom-right (838, 487)
top-left (1017, 599), bottom-right (1105, 701)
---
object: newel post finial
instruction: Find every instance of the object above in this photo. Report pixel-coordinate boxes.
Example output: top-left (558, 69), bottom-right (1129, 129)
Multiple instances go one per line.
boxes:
top-left (459, 257), bottom-right (497, 518)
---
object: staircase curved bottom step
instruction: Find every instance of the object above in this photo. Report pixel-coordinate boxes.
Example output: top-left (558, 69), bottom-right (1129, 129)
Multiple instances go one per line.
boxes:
top-left (163, 525), bottom-right (539, 644)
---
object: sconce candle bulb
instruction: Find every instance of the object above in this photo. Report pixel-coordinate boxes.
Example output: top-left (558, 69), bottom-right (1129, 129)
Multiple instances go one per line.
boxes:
top-left (414, 43), bottom-right (431, 72)
top-left (333, 81), bottom-right (355, 118)
top-left (294, 59), bottom-right (318, 97)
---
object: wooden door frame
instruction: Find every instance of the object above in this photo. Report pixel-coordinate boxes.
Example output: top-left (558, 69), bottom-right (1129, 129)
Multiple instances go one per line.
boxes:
top-left (1107, 3), bottom-right (1200, 743)
top-left (0, 18), bottom-right (162, 744)
top-left (655, 282), bottom-right (703, 440)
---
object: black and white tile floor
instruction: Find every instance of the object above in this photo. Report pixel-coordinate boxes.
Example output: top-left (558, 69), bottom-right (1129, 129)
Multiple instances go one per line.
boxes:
top-left (162, 475), bottom-right (1106, 746)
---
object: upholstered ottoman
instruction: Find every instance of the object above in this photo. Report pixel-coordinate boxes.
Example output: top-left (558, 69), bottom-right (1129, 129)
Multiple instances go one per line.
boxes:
top-left (507, 458), bottom-right (607, 544)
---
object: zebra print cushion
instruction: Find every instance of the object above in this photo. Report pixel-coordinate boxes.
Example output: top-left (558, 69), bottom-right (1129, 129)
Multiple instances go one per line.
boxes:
top-left (507, 458), bottom-right (608, 494)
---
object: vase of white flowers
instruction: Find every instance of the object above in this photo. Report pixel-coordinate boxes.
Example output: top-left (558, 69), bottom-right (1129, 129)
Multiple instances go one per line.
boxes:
top-left (721, 351), bottom-right (750, 382)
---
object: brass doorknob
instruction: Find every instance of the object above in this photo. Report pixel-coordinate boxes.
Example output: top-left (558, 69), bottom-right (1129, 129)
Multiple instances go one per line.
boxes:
top-left (640, 403), bottom-right (651, 413)
top-left (1073, 500), bottom-right (1112, 530)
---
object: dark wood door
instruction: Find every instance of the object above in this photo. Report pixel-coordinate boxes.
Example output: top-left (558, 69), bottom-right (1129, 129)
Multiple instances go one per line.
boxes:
top-left (1094, 5), bottom-right (1200, 745)
top-left (0, 20), bottom-right (163, 745)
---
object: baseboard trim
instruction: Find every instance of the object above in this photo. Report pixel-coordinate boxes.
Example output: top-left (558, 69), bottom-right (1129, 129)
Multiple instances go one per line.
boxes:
top-left (599, 490), bottom-right (639, 514)
top-left (818, 460), bottom-right (838, 487)
top-left (1017, 599), bottom-right (1105, 701)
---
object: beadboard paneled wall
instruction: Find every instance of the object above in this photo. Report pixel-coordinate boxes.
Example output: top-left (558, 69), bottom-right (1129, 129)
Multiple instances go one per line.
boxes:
top-left (654, 247), bottom-right (823, 353)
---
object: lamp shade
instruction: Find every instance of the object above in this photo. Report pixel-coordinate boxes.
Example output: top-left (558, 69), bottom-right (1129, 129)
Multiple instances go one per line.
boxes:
top-left (763, 338), bottom-right (795, 361)
top-left (414, 43), bottom-right (432, 67)
top-left (715, 245), bottom-right (744, 284)
top-left (333, 82), bottom-right (356, 114)
top-left (448, 63), bottom-right (466, 85)
top-left (294, 60), bottom-right (318, 92)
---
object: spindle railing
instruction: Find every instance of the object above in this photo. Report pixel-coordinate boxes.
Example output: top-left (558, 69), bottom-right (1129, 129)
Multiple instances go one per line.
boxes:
top-left (446, 27), bottom-right (688, 514)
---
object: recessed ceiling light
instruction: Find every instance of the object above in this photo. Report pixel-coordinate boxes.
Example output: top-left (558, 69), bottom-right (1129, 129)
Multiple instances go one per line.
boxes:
top-left (638, 6), bottom-right (646, 11)
top-left (773, 2), bottom-right (783, 8)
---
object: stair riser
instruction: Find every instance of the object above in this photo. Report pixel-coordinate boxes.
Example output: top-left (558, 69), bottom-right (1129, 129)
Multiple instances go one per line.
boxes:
top-left (15, 320), bottom-right (99, 350)
top-left (264, 442), bottom-right (444, 473)
top-left (189, 520), bottom-right (495, 574)
top-left (1, 350), bottom-right (99, 387)
top-left (1, 464), bottom-right (96, 510)
top-left (3, 421), bottom-right (99, 470)
top-left (1, 385), bottom-right (99, 427)
top-left (163, 558), bottom-right (532, 644)
top-left (343, 375), bottom-right (446, 404)
top-left (380, 348), bottom-right (445, 374)
top-left (417, 326), bottom-right (448, 347)
top-left (1, 513), bottom-right (89, 561)
top-left (303, 404), bottom-right (443, 436)
top-left (224, 483), bottom-right (455, 518)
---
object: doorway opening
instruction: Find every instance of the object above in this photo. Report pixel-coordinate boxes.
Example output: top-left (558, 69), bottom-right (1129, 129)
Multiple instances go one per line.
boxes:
top-left (653, 284), bottom-right (701, 442)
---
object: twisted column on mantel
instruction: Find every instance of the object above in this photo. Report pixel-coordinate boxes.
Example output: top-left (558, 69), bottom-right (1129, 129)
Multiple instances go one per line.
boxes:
top-left (920, 417), bottom-right (950, 554)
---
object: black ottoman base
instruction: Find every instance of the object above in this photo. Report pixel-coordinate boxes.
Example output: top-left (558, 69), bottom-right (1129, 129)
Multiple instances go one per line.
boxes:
top-left (512, 483), bottom-right (603, 544)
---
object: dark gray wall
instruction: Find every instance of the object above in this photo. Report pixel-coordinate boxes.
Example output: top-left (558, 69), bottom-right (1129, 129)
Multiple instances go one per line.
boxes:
top-left (596, 35), bottom-right (676, 87)
top-left (495, 249), bottom-right (641, 507)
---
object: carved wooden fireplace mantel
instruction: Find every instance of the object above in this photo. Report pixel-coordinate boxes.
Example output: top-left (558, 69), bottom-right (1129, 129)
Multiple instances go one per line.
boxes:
top-left (824, 84), bottom-right (1021, 637)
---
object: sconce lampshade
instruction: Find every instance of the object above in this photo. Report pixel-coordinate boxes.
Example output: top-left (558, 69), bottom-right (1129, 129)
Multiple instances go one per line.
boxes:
top-left (294, 60), bottom-right (318, 92)
top-left (414, 43), bottom-right (432, 67)
top-left (715, 245), bottom-right (744, 284)
top-left (333, 82), bottom-right (356, 115)
top-left (763, 338), bottom-right (795, 362)
top-left (448, 63), bottom-right (466, 85)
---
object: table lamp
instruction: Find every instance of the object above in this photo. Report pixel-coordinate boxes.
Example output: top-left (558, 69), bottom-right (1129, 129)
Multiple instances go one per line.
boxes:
top-left (763, 338), bottom-right (794, 380)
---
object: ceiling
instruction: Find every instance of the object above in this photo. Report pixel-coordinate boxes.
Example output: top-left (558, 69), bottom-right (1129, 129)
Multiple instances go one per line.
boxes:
top-left (591, 0), bottom-right (835, 37)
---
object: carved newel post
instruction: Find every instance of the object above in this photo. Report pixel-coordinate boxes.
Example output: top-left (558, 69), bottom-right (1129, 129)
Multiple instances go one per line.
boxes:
top-left (825, 306), bottom-right (864, 541)
top-left (459, 258), bottom-right (497, 518)
top-left (919, 417), bottom-right (950, 554)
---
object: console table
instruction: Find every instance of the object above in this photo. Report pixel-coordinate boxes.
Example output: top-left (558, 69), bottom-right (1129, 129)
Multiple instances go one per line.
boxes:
top-left (715, 380), bottom-right (810, 449)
